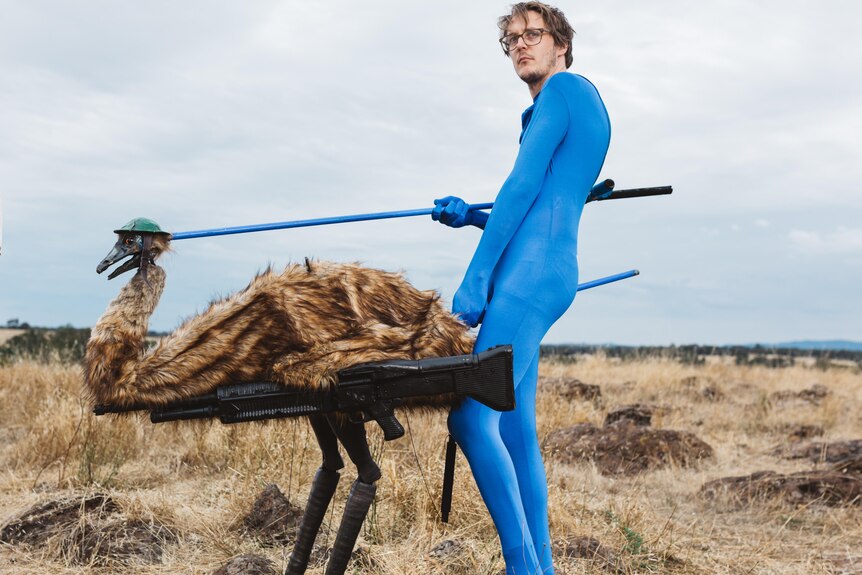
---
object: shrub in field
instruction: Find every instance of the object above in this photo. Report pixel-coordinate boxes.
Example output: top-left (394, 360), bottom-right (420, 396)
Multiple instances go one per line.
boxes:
top-left (0, 326), bottom-right (90, 364)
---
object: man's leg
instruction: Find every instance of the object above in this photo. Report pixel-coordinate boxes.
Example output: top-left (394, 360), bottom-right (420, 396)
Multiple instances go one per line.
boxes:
top-left (448, 398), bottom-right (539, 575)
top-left (476, 284), bottom-right (570, 574)
top-left (500, 354), bottom-right (554, 574)
top-left (448, 290), bottom-right (544, 575)
top-left (449, 285), bottom-right (567, 575)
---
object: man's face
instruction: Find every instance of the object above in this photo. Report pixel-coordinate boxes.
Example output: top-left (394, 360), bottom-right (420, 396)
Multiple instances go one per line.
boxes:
top-left (506, 11), bottom-right (566, 86)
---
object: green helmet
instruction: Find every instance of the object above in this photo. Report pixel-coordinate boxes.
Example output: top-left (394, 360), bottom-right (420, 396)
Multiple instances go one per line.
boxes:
top-left (113, 217), bottom-right (170, 235)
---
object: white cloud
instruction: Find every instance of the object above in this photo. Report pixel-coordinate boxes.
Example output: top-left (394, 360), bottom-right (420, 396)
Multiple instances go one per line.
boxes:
top-left (789, 227), bottom-right (862, 255)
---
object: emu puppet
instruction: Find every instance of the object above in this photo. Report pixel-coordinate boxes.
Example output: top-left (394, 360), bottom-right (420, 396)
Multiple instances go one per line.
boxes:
top-left (85, 218), bottom-right (481, 575)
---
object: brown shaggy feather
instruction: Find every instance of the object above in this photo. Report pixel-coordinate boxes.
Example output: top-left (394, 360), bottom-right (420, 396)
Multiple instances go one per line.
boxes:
top-left (85, 260), bottom-right (475, 409)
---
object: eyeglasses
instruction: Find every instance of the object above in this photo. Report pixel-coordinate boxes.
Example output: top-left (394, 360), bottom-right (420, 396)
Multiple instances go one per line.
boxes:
top-left (499, 28), bottom-right (549, 55)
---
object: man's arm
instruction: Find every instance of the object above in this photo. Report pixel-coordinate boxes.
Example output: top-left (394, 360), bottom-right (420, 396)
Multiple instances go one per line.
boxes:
top-left (453, 83), bottom-right (570, 325)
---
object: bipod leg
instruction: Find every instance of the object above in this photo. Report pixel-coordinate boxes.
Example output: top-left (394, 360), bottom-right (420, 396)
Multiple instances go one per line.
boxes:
top-left (285, 415), bottom-right (344, 575)
top-left (323, 478), bottom-right (377, 575)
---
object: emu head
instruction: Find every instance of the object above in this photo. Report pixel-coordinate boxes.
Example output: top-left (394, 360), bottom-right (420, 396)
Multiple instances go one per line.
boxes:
top-left (97, 217), bottom-right (172, 280)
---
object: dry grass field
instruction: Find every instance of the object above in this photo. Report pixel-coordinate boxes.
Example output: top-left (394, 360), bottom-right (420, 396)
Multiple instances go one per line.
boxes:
top-left (1, 353), bottom-right (860, 574)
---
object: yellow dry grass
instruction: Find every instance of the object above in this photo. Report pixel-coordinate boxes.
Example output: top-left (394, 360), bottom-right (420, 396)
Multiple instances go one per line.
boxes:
top-left (0, 355), bottom-right (860, 574)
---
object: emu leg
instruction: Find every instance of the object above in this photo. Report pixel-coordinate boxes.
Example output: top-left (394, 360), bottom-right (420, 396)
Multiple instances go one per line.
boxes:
top-left (327, 416), bottom-right (381, 484)
top-left (285, 415), bottom-right (344, 575)
top-left (310, 413), bottom-right (345, 472)
top-left (323, 416), bottom-right (381, 575)
top-left (324, 479), bottom-right (377, 575)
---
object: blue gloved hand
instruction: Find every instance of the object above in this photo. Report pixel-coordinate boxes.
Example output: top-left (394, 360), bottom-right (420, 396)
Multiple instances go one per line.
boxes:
top-left (452, 274), bottom-right (489, 327)
top-left (432, 196), bottom-right (474, 228)
top-left (586, 179), bottom-right (614, 202)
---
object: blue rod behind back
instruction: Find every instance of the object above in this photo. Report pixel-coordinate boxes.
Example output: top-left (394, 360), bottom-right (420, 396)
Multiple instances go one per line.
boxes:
top-left (576, 269), bottom-right (639, 292)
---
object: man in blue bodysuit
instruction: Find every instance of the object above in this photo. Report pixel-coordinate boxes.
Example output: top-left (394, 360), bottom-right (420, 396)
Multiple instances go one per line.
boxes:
top-left (432, 3), bottom-right (611, 573)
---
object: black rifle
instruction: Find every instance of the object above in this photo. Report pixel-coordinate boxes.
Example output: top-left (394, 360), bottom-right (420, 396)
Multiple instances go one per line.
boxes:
top-left (94, 345), bottom-right (514, 441)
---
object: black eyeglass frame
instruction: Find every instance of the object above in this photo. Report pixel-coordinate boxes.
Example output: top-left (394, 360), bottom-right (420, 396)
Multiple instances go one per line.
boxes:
top-left (499, 28), bottom-right (550, 55)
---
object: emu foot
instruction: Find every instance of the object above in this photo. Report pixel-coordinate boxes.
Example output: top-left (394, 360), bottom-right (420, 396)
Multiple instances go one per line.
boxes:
top-left (285, 467), bottom-right (340, 575)
top-left (323, 479), bottom-right (377, 575)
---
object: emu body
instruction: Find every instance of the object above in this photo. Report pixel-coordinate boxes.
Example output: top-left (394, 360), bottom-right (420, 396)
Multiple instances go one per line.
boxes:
top-left (86, 260), bottom-right (473, 407)
top-left (86, 229), bottom-right (475, 575)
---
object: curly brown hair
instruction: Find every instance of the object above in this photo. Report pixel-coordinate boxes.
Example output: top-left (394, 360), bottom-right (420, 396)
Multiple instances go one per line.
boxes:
top-left (498, 2), bottom-right (575, 68)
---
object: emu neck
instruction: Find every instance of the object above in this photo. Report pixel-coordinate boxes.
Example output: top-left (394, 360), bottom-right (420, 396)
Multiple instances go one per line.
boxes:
top-left (85, 265), bottom-right (167, 406)
top-left (101, 266), bottom-right (166, 338)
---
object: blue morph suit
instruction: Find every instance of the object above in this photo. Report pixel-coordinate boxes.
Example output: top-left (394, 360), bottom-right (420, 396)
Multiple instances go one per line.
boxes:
top-left (435, 72), bottom-right (610, 575)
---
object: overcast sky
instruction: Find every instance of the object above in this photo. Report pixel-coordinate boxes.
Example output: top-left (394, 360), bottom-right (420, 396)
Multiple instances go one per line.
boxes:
top-left (1, 0), bottom-right (860, 345)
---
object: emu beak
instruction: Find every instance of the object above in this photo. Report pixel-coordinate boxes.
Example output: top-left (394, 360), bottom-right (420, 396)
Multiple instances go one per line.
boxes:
top-left (97, 234), bottom-right (143, 280)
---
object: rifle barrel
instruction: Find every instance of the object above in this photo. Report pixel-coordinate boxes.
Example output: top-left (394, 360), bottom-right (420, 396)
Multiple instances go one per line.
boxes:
top-left (93, 402), bottom-right (148, 415)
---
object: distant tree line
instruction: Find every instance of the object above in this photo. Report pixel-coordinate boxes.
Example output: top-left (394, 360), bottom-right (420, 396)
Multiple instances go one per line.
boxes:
top-left (2, 325), bottom-right (859, 370)
top-left (540, 344), bottom-right (862, 369)
top-left (0, 326), bottom-right (92, 364)
top-left (0, 326), bottom-right (165, 365)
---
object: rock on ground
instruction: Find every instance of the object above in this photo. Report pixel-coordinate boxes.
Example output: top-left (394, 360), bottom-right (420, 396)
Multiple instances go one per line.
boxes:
top-left (774, 439), bottom-right (862, 465)
top-left (239, 483), bottom-right (304, 544)
top-left (212, 554), bottom-right (278, 575)
top-left (770, 383), bottom-right (830, 405)
top-left (64, 516), bottom-right (176, 566)
top-left (428, 538), bottom-right (465, 561)
top-left (782, 424), bottom-right (825, 441)
top-left (544, 417), bottom-right (713, 476)
top-left (543, 377), bottom-right (602, 403)
top-left (822, 553), bottom-right (862, 575)
top-left (0, 493), bottom-right (175, 565)
top-left (701, 459), bottom-right (862, 507)
top-left (555, 535), bottom-right (625, 573)
top-left (0, 494), bottom-right (118, 546)
top-left (604, 404), bottom-right (653, 427)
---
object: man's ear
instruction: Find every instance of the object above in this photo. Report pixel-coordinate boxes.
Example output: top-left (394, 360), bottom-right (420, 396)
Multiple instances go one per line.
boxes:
top-left (557, 42), bottom-right (568, 60)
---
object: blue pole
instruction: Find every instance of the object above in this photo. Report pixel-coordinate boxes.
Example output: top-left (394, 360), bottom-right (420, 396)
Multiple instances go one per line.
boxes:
top-left (170, 180), bottom-right (666, 241)
top-left (172, 203), bottom-right (496, 240)
top-left (576, 269), bottom-right (639, 292)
